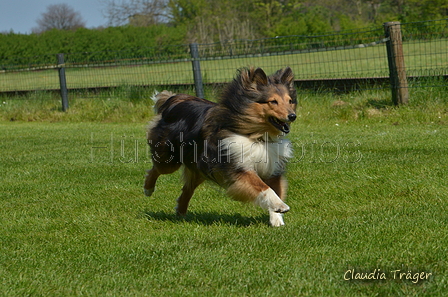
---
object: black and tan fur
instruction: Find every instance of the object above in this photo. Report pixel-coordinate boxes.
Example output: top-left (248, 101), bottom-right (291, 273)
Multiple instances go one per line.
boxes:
top-left (144, 67), bottom-right (297, 226)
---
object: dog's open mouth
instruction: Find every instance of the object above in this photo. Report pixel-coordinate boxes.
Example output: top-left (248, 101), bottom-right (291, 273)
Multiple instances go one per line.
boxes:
top-left (269, 117), bottom-right (290, 133)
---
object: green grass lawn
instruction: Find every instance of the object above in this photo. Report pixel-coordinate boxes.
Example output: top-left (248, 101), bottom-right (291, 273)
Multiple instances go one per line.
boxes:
top-left (1, 88), bottom-right (447, 296)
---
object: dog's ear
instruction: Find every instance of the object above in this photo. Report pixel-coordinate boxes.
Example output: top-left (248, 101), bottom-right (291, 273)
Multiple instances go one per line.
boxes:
top-left (241, 67), bottom-right (268, 91)
top-left (279, 67), bottom-right (294, 88)
top-left (252, 67), bottom-right (268, 87)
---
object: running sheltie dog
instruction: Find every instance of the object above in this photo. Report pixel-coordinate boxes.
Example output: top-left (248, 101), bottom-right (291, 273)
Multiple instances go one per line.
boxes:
top-left (144, 67), bottom-right (297, 226)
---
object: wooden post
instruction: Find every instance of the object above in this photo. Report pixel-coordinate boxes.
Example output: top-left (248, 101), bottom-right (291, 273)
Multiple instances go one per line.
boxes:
top-left (384, 22), bottom-right (409, 105)
top-left (57, 54), bottom-right (69, 111)
top-left (189, 43), bottom-right (204, 99)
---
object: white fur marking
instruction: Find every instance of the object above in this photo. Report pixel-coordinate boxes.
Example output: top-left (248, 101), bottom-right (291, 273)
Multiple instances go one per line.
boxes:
top-left (220, 134), bottom-right (293, 179)
top-left (255, 189), bottom-right (288, 227)
top-left (269, 212), bottom-right (285, 227)
top-left (254, 188), bottom-right (290, 213)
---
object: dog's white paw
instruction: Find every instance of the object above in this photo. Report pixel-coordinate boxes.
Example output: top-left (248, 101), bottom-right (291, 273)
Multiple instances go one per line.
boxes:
top-left (255, 188), bottom-right (289, 212)
top-left (254, 188), bottom-right (289, 226)
top-left (272, 203), bottom-right (290, 213)
top-left (269, 212), bottom-right (285, 227)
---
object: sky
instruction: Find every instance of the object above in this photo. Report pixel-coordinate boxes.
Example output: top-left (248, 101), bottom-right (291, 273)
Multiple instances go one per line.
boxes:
top-left (0, 0), bottom-right (108, 34)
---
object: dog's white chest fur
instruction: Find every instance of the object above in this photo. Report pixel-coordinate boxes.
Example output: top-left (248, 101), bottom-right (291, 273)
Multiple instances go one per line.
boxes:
top-left (220, 134), bottom-right (293, 178)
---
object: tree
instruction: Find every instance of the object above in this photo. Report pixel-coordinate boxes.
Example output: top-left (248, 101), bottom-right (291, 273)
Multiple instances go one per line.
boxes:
top-left (168, 0), bottom-right (258, 43)
top-left (33, 4), bottom-right (86, 33)
top-left (101, 0), bottom-right (169, 27)
top-left (400, 0), bottom-right (448, 22)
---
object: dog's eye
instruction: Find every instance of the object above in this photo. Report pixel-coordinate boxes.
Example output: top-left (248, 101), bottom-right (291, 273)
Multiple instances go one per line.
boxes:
top-left (270, 100), bottom-right (278, 105)
top-left (289, 100), bottom-right (293, 104)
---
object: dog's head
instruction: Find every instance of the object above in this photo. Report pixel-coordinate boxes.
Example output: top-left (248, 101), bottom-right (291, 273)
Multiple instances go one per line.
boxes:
top-left (234, 67), bottom-right (297, 138)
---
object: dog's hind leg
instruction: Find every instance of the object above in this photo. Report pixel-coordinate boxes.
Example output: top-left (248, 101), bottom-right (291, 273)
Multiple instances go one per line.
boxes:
top-left (175, 167), bottom-right (204, 216)
top-left (144, 163), bottom-right (181, 197)
top-left (227, 171), bottom-right (289, 227)
top-left (144, 167), bottom-right (160, 197)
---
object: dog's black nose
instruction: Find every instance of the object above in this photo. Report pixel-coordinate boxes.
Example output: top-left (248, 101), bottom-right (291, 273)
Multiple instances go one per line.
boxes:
top-left (288, 113), bottom-right (297, 122)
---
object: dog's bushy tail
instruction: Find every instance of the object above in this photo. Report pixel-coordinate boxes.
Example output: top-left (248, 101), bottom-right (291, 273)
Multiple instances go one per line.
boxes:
top-left (152, 90), bottom-right (176, 114)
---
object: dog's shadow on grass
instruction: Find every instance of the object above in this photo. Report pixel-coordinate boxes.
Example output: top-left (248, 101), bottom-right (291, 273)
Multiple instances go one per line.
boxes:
top-left (143, 210), bottom-right (269, 227)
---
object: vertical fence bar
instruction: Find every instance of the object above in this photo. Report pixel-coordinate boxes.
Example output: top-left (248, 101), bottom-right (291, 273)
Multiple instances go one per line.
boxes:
top-left (189, 43), bottom-right (204, 99)
top-left (384, 22), bottom-right (409, 105)
top-left (57, 53), bottom-right (69, 111)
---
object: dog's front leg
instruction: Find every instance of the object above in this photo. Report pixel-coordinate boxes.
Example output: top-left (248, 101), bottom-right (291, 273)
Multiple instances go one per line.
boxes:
top-left (227, 171), bottom-right (289, 226)
top-left (263, 175), bottom-right (288, 226)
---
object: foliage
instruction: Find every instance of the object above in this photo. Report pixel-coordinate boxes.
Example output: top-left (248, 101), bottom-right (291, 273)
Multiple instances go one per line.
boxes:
top-left (0, 0), bottom-right (447, 68)
top-left (102, 0), bottom-right (168, 27)
top-left (400, 0), bottom-right (448, 23)
top-left (165, 0), bottom-right (448, 42)
top-left (0, 25), bottom-right (187, 67)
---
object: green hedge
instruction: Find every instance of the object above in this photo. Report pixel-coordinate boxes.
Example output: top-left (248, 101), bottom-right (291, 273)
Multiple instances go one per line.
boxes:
top-left (0, 25), bottom-right (187, 69)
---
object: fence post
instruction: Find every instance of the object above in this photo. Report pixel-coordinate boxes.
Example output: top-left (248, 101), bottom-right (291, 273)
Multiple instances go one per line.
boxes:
top-left (57, 53), bottom-right (69, 111)
top-left (189, 43), bottom-right (204, 99)
top-left (384, 21), bottom-right (409, 105)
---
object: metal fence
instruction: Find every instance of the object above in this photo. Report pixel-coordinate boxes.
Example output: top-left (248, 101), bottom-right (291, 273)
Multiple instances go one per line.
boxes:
top-left (1, 19), bottom-right (447, 103)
